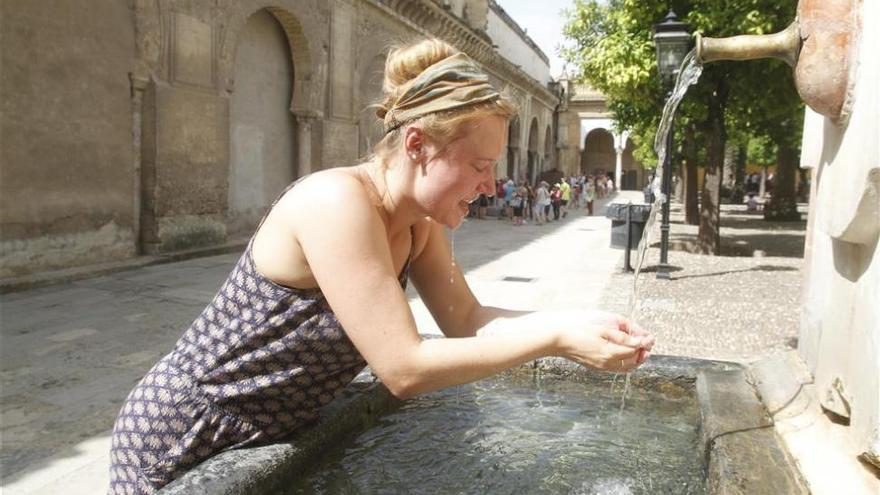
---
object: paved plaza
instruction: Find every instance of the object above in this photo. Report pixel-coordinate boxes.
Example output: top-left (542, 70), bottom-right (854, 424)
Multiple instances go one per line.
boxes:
top-left (1, 191), bottom-right (810, 494)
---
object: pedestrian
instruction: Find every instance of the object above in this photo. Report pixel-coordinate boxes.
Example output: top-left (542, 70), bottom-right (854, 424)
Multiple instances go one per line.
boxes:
top-left (108, 38), bottom-right (653, 494)
top-left (550, 184), bottom-right (561, 220)
top-left (525, 182), bottom-right (535, 221)
top-left (477, 193), bottom-right (489, 219)
top-left (586, 178), bottom-right (596, 216)
top-left (534, 181), bottom-right (550, 224)
top-left (560, 178), bottom-right (571, 218)
top-left (503, 178), bottom-right (515, 220)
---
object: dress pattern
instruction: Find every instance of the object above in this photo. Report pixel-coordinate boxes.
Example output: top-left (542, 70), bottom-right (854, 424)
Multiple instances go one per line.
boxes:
top-left (108, 226), bottom-right (413, 494)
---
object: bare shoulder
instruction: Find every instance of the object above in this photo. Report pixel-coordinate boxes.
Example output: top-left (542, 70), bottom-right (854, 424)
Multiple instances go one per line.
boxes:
top-left (274, 168), bottom-right (375, 221)
top-left (252, 167), bottom-right (382, 288)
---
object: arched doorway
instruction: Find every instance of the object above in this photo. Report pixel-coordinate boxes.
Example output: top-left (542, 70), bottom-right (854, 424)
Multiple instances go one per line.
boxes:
top-left (228, 9), bottom-right (296, 236)
top-left (581, 128), bottom-right (615, 177)
top-left (527, 118), bottom-right (539, 184)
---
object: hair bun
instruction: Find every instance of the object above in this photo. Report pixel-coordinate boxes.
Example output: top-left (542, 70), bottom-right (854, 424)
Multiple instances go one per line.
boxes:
top-left (380, 39), bottom-right (457, 116)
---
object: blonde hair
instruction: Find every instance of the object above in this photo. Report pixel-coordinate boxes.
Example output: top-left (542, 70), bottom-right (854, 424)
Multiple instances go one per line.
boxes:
top-left (371, 39), bottom-right (517, 164)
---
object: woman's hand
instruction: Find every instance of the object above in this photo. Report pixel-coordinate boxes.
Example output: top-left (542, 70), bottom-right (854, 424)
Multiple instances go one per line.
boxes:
top-left (555, 310), bottom-right (654, 373)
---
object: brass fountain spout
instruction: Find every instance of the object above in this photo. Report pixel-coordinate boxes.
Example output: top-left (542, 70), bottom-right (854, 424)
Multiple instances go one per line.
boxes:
top-left (696, 22), bottom-right (801, 67)
top-left (694, 0), bottom-right (861, 125)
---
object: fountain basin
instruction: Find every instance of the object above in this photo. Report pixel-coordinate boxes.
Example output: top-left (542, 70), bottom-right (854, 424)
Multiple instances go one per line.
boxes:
top-left (160, 356), bottom-right (806, 494)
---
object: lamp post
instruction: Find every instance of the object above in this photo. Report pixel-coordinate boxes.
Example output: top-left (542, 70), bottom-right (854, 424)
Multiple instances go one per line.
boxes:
top-left (652, 10), bottom-right (691, 280)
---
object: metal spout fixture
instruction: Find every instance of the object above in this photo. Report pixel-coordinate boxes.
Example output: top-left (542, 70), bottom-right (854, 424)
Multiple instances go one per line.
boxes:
top-left (696, 22), bottom-right (801, 67)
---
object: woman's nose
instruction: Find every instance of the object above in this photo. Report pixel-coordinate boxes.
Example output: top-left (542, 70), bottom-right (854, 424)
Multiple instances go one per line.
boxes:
top-left (479, 168), bottom-right (496, 193)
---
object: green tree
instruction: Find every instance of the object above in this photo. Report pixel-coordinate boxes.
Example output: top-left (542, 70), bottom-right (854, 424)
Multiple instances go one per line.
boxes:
top-left (562, 0), bottom-right (803, 253)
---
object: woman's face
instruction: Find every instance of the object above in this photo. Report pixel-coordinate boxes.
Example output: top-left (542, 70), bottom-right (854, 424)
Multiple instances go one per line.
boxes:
top-left (414, 115), bottom-right (507, 228)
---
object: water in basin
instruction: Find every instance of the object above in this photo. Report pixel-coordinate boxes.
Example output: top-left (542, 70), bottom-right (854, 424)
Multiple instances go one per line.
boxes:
top-left (289, 372), bottom-right (705, 494)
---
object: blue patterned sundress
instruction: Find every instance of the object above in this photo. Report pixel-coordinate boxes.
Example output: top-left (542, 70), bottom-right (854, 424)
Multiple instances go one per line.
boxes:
top-left (108, 182), bottom-right (414, 494)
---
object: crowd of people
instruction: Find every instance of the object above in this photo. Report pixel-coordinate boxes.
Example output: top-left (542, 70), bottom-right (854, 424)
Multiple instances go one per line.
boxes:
top-left (470, 174), bottom-right (617, 225)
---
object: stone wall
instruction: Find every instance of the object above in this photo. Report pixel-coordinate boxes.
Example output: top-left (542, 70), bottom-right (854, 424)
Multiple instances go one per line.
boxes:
top-left (0, 0), bottom-right (137, 277)
top-left (1, 0), bottom-right (560, 277)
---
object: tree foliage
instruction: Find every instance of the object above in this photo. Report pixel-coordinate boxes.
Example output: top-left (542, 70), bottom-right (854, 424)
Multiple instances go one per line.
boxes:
top-left (562, 0), bottom-right (803, 169)
top-left (563, 0), bottom-right (806, 236)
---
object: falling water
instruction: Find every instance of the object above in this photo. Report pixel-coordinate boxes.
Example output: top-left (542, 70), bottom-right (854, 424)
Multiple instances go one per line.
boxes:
top-left (450, 230), bottom-right (456, 284)
top-left (620, 50), bottom-right (703, 409)
top-left (449, 230), bottom-right (456, 312)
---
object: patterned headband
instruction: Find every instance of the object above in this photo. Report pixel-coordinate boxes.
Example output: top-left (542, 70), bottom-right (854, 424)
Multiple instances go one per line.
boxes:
top-left (383, 52), bottom-right (500, 134)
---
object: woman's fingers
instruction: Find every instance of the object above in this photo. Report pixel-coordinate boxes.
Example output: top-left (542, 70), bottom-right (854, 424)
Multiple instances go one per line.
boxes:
top-left (603, 342), bottom-right (652, 372)
top-left (603, 327), bottom-right (654, 349)
top-left (604, 342), bottom-right (641, 361)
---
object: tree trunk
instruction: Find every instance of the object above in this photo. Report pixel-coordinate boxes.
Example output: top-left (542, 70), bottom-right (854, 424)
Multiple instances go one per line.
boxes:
top-left (682, 125), bottom-right (699, 225)
top-left (764, 143), bottom-right (800, 220)
top-left (731, 142), bottom-right (747, 204)
top-left (698, 86), bottom-right (726, 255)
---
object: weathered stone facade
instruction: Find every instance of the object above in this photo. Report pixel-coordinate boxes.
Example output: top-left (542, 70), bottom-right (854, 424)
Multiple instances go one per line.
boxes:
top-left (1, 0), bottom-right (565, 278)
top-left (555, 79), bottom-right (647, 189)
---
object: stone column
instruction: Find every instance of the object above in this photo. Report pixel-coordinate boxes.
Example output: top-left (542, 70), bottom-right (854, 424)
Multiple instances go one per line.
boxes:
top-left (129, 73), bottom-right (150, 255)
top-left (614, 146), bottom-right (623, 190)
top-left (294, 112), bottom-right (316, 178)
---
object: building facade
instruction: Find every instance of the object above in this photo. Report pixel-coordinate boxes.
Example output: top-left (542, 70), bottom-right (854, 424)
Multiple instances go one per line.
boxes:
top-left (555, 79), bottom-right (646, 190)
top-left (1, 0), bottom-right (642, 279)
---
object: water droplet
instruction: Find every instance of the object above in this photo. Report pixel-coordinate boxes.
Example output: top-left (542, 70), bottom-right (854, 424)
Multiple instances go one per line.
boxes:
top-left (449, 231), bottom-right (456, 285)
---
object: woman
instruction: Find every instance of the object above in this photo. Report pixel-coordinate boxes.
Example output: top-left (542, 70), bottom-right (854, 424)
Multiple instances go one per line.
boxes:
top-left (586, 177), bottom-right (597, 216)
top-left (534, 181), bottom-right (550, 225)
top-left (108, 38), bottom-right (653, 494)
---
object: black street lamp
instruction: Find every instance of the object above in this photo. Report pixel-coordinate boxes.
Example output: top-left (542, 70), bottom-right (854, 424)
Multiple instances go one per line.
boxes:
top-left (652, 10), bottom-right (691, 280)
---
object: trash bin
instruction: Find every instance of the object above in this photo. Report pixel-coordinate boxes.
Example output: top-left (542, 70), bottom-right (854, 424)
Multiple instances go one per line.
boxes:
top-left (605, 203), bottom-right (652, 249)
top-left (643, 184), bottom-right (656, 204)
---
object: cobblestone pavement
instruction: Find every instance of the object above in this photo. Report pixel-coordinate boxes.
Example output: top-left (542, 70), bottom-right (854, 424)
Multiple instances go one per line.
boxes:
top-left (600, 202), bottom-right (807, 363)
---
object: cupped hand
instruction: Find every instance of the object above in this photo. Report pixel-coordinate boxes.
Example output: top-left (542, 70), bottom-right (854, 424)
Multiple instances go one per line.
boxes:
top-left (557, 310), bottom-right (654, 373)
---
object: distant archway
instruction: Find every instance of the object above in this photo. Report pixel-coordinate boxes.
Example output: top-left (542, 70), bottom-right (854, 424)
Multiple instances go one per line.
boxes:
top-left (581, 128), bottom-right (615, 177)
top-left (228, 9), bottom-right (296, 236)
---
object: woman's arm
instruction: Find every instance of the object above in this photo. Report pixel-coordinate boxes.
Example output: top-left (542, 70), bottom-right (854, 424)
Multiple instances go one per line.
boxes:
top-left (289, 174), bottom-right (651, 400)
top-left (409, 219), bottom-right (653, 378)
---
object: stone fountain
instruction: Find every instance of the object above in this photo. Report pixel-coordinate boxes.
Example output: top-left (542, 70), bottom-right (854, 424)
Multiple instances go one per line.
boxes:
top-left (151, 2), bottom-right (876, 492)
top-left (697, 0), bottom-right (879, 485)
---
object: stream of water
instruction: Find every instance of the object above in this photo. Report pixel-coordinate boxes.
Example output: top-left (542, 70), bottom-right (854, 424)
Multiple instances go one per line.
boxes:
top-left (620, 50), bottom-right (703, 408)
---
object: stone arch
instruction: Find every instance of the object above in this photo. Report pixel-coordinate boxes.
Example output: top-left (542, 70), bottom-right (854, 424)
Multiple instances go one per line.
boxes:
top-left (219, 3), bottom-right (315, 113)
top-left (527, 118), bottom-right (539, 184)
top-left (357, 53), bottom-right (387, 158)
top-left (506, 116), bottom-right (521, 180)
top-left (581, 128), bottom-right (615, 176)
top-left (227, 9), bottom-right (297, 236)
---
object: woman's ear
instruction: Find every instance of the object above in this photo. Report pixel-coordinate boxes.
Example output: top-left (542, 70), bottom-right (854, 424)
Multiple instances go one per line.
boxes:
top-left (403, 126), bottom-right (423, 162)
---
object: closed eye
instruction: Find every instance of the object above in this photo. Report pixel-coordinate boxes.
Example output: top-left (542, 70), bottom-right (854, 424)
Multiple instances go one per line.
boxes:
top-left (472, 162), bottom-right (490, 172)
